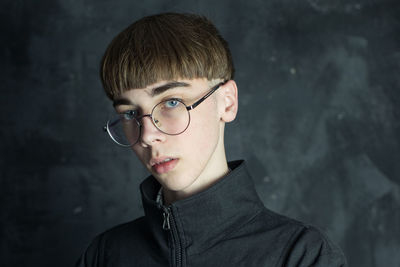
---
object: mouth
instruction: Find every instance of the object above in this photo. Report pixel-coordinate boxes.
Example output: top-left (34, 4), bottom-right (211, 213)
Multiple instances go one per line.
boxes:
top-left (150, 157), bottom-right (179, 174)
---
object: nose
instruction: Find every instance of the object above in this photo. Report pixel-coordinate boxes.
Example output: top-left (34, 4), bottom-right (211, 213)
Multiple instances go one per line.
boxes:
top-left (138, 115), bottom-right (166, 147)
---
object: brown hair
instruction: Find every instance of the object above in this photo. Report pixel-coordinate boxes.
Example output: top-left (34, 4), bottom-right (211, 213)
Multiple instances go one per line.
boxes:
top-left (100, 12), bottom-right (234, 100)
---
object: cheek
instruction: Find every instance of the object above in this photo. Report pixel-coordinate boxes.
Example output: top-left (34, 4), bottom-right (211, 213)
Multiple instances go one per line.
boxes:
top-left (182, 103), bottom-right (220, 151)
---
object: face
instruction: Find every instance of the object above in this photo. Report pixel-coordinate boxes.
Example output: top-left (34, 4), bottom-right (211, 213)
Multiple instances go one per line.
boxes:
top-left (113, 78), bottom-right (231, 197)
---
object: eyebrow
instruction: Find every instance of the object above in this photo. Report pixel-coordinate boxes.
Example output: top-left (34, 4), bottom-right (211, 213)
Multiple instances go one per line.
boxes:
top-left (113, 81), bottom-right (190, 107)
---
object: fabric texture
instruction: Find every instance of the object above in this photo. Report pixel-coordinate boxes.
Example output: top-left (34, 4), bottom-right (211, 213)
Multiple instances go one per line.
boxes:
top-left (76, 160), bottom-right (347, 267)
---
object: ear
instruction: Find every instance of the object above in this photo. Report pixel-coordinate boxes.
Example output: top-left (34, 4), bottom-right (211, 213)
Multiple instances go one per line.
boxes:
top-left (219, 80), bottom-right (238, 123)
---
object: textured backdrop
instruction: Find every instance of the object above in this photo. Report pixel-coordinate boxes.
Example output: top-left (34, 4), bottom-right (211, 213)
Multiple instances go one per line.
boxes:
top-left (1, 0), bottom-right (399, 266)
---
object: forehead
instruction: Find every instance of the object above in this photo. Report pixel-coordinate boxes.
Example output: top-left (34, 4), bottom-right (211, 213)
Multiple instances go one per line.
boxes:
top-left (113, 78), bottom-right (208, 107)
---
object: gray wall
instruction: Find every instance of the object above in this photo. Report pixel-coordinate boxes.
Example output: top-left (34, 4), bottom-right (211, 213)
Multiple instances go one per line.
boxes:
top-left (1, 0), bottom-right (399, 266)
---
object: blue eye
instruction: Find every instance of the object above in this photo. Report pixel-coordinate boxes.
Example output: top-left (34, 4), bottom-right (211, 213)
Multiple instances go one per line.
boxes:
top-left (122, 110), bottom-right (137, 120)
top-left (165, 99), bottom-right (180, 108)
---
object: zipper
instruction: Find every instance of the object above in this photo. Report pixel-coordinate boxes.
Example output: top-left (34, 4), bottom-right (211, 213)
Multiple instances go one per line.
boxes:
top-left (162, 206), bottom-right (183, 267)
top-left (162, 209), bottom-right (171, 230)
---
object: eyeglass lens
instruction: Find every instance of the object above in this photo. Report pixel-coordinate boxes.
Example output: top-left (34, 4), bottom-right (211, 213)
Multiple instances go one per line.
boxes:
top-left (107, 99), bottom-right (190, 146)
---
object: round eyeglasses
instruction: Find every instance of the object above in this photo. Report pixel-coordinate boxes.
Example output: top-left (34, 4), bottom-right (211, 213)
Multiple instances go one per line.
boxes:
top-left (103, 81), bottom-right (226, 147)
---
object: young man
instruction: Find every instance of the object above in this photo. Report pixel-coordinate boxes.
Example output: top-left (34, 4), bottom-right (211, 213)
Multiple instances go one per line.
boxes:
top-left (77, 13), bottom-right (347, 267)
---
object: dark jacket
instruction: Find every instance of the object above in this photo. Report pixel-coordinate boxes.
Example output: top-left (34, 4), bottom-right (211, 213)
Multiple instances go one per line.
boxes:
top-left (76, 160), bottom-right (347, 267)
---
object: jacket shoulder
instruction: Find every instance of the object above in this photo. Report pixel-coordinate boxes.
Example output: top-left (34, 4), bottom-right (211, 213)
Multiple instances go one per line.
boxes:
top-left (75, 216), bottom-right (149, 267)
top-left (270, 212), bottom-right (347, 267)
top-left (236, 207), bottom-right (347, 266)
top-left (101, 216), bottom-right (148, 240)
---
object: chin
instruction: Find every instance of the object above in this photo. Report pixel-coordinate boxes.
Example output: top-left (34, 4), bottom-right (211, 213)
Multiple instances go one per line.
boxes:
top-left (157, 171), bottom-right (198, 192)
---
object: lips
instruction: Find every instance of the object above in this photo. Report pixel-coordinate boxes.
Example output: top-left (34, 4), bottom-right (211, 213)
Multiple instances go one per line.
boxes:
top-left (150, 157), bottom-right (175, 166)
top-left (150, 157), bottom-right (179, 174)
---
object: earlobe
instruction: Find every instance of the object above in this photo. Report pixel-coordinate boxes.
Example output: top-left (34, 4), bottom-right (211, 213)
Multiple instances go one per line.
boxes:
top-left (220, 80), bottom-right (238, 123)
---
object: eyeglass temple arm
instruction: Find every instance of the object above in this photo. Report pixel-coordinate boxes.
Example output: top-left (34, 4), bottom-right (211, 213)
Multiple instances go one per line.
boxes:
top-left (186, 81), bottom-right (227, 111)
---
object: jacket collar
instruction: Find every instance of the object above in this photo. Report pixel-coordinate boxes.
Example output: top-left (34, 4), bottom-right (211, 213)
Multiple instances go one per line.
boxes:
top-left (139, 160), bottom-right (265, 255)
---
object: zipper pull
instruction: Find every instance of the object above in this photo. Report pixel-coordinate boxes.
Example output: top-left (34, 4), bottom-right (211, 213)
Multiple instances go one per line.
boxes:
top-left (162, 209), bottom-right (171, 230)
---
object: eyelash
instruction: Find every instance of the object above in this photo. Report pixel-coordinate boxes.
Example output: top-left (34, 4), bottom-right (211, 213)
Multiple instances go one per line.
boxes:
top-left (166, 97), bottom-right (184, 104)
top-left (119, 97), bottom-right (185, 114)
top-left (119, 110), bottom-right (138, 116)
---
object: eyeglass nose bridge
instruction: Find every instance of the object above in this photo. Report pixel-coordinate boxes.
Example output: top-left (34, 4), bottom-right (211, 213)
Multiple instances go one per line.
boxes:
top-left (136, 113), bottom-right (162, 131)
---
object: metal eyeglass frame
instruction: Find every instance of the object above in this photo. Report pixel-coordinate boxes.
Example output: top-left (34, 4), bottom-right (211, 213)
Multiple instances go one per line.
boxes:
top-left (103, 80), bottom-right (227, 147)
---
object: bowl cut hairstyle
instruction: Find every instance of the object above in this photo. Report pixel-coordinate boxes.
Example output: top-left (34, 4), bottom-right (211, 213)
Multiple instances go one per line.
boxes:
top-left (100, 12), bottom-right (235, 100)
